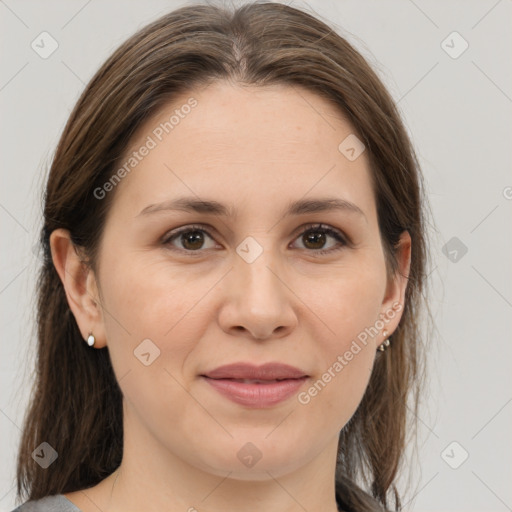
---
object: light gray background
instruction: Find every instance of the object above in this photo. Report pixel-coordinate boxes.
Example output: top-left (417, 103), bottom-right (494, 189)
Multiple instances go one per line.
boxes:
top-left (1, 1), bottom-right (511, 511)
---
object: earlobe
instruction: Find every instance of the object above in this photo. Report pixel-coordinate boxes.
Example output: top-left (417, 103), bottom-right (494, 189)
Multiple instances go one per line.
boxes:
top-left (49, 228), bottom-right (106, 348)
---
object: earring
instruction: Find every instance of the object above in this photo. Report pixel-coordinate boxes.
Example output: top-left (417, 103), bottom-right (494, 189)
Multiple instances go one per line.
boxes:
top-left (377, 330), bottom-right (390, 352)
top-left (86, 332), bottom-right (96, 347)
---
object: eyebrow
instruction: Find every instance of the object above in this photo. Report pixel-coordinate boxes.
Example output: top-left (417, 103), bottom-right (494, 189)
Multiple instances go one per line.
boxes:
top-left (137, 196), bottom-right (366, 221)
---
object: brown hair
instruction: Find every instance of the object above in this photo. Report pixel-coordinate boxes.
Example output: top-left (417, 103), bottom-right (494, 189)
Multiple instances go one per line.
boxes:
top-left (15, 2), bottom-right (432, 510)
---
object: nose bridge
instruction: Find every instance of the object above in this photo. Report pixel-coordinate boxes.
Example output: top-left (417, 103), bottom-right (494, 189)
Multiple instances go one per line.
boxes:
top-left (235, 235), bottom-right (285, 310)
top-left (219, 234), bottom-right (296, 339)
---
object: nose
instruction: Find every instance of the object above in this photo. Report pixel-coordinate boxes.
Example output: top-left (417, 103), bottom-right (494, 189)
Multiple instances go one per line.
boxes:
top-left (218, 247), bottom-right (298, 340)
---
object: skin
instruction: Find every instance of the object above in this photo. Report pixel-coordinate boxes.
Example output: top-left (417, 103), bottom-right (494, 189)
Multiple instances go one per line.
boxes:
top-left (51, 81), bottom-right (411, 512)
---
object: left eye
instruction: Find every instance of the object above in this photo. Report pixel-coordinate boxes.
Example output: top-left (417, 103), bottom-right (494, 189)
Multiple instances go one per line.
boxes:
top-left (162, 223), bottom-right (348, 255)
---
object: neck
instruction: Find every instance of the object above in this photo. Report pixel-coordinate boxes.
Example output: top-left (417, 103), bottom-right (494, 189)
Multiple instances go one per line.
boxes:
top-left (101, 403), bottom-right (341, 512)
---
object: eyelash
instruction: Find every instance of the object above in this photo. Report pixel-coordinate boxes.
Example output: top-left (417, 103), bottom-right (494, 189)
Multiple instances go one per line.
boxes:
top-left (161, 223), bottom-right (349, 257)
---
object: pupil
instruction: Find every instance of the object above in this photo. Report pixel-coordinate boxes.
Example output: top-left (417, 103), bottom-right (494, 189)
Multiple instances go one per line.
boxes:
top-left (183, 231), bottom-right (203, 250)
top-left (305, 231), bottom-right (325, 249)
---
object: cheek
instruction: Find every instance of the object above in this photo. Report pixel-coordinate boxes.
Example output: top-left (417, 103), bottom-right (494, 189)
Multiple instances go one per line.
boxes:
top-left (96, 256), bottom-right (211, 430)
top-left (297, 325), bottom-right (376, 434)
top-left (97, 253), bottom-right (218, 390)
top-left (297, 265), bottom-right (385, 426)
top-left (308, 258), bottom-right (386, 345)
top-left (100, 251), bottom-right (213, 337)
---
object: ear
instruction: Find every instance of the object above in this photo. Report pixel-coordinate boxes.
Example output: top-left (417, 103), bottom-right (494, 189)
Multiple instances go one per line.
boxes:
top-left (378, 230), bottom-right (411, 345)
top-left (49, 228), bottom-right (107, 348)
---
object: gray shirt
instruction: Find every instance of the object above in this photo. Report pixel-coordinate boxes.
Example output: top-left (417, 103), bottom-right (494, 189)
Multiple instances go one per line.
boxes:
top-left (10, 495), bottom-right (81, 511)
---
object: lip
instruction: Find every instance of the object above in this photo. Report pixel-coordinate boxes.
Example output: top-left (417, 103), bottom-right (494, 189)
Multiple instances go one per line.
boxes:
top-left (202, 362), bottom-right (308, 380)
top-left (201, 376), bottom-right (309, 407)
top-left (200, 362), bottom-right (309, 408)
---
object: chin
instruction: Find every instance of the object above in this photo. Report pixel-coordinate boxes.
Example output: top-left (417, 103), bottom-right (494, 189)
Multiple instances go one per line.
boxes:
top-left (193, 442), bottom-right (306, 480)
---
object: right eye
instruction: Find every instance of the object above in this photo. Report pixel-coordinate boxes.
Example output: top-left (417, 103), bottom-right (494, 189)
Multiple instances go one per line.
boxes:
top-left (162, 224), bottom-right (219, 253)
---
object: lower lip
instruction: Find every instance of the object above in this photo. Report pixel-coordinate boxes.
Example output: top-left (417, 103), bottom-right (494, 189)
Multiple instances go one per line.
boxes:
top-left (201, 376), bottom-right (309, 407)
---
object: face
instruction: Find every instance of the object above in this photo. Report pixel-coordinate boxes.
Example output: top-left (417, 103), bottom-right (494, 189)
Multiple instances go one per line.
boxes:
top-left (68, 81), bottom-right (409, 480)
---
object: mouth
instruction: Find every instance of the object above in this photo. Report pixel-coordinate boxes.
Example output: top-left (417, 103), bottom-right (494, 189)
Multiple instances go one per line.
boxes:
top-left (200, 375), bottom-right (309, 407)
top-left (199, 362), bottom-right (310, 407)
top-left (207, 378), bottom-right (301, 383)
top-left (201, 362), bottom-right (309, 381)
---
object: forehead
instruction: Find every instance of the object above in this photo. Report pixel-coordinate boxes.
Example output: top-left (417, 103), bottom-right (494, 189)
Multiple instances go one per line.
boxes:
top-left (110, 81), bottom-right (376, 221)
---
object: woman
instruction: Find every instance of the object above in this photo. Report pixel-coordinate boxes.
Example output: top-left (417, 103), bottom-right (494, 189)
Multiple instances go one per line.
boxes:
top-left (12, 1), bottom-right (431, 511)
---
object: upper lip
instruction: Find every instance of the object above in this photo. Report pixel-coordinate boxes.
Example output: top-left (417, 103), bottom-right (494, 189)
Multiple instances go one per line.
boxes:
top-left (202, 362), bottom-right (309, 380)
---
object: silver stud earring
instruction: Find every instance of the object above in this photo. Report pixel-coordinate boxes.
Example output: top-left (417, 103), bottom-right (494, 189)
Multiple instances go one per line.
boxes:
top-left (377, 330), bottom-right (390, 352)
top-left (86, 332), bottom-right (96, 347)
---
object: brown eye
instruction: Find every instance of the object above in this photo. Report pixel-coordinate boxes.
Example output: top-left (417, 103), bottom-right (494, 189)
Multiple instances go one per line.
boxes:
top-left (303, 230), bottom-right (327, 250)
top-left (180, 230), bottom-right (206, 250)
top-left (292, 224), bottom-right (347, 255)
top-left (162, 223), bottom-right (347, 256)
top-left (163, 225), bottom-right (217, 252)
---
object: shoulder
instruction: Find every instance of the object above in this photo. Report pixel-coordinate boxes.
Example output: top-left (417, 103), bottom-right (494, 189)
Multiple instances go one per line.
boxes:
top-left (10, 494), bottom-right (82, 512)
